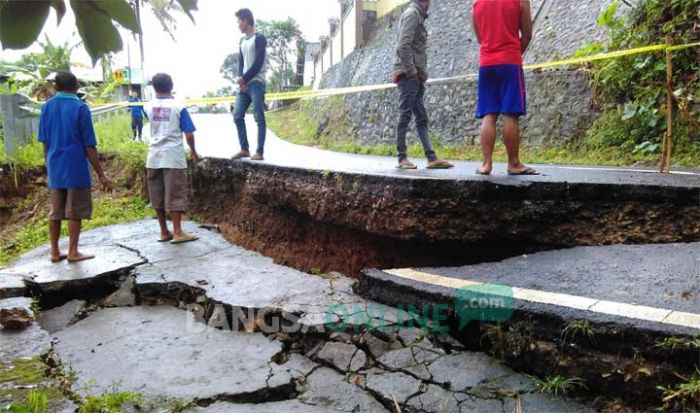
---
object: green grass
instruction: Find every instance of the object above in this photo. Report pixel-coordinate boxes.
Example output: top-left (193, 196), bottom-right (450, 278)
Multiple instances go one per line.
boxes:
top-left (267, 104), bottom-right (700, 167)
top-left (79, 387), bottom-right (145, 413)
top-left (0, 114), bottom-right (147, 169)
top-left (0, 357), bottom-right (64, 412)
top-left (560, 319), bottom-right (596, 346)
top-left (0, 196), bottom-right (154, 265)
top-left (93, 114), bottom-right (148, 170)
top-left (530, 375), bottom-right (588, 397)
top-left (658, 370), bottom-right (700, 412)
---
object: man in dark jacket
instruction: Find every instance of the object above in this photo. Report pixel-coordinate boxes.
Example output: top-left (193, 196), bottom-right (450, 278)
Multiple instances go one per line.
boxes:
top-left (232, 8), bottom-right (268, 161)
top-left (392, 0), bottom-right (453, 169)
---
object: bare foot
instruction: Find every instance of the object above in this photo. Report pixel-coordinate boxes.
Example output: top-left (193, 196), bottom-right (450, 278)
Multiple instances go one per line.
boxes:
top-left (476, 165), bottom-right (492, 175)
top-left (50, 253), bottom-right (68, 263)
top-left (67, 252), bottom-right (95, 263)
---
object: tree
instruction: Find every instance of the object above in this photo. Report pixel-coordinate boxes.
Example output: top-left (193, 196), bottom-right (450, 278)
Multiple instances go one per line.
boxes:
top-left (257, 18), bottom-right (303, 92)
top-left (0, 0), bottom-right (198, 64)
top-left (0, 35), bottom-right (76, 98)
top-left (220, 52), bottom-right (240, 84)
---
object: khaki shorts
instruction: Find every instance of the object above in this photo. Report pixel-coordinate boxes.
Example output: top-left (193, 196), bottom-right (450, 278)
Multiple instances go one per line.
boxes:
top-left (49, 188), bottom-right (93, 221)
top-left (147, 168), bottom-right (189, 212)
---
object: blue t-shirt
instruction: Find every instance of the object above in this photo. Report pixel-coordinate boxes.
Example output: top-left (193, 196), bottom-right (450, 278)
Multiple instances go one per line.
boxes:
top-left (38, 92), bottom-right (97, 189)
top-left (128, 97), bottom-right (146, 118)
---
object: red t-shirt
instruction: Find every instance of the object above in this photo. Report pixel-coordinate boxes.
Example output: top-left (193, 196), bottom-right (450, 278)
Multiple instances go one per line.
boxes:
top-left (473, 0), bottom-right (523, 67)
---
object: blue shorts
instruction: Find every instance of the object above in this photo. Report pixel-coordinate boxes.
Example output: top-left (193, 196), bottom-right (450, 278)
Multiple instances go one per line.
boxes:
top-left (476, 64), bottom-right (527, 118)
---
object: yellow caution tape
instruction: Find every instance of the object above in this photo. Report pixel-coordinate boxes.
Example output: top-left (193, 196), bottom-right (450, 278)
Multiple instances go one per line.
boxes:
top-left (88, 40), bottom-right (699, 108)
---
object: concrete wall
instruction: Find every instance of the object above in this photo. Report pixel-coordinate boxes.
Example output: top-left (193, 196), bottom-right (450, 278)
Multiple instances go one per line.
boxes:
top-left (332, 32), bottom-right (342, 66)
top-left (341, 2), bottom-right (358, 59)
top-left (365, 0), bottom-right (408, 19)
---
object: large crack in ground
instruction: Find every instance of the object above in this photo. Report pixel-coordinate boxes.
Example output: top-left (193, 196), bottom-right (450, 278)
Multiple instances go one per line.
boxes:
top-left (1, 221), bottom-right (696, 412)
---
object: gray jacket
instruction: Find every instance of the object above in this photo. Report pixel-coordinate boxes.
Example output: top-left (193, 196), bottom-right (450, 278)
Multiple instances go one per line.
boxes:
top-left (393, 0), bottom-right (428, 79)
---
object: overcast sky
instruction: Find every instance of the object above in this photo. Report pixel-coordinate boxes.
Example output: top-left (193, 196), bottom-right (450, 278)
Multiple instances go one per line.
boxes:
top-left (0, 0), bottom-right (339, 97)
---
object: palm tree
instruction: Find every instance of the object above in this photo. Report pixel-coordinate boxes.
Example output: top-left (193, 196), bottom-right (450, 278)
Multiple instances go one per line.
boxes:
top-left (130, 0), bottom-right (195, 68)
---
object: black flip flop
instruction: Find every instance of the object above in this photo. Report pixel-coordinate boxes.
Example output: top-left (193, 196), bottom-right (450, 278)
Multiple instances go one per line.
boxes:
top-left (475, 168), bottom-right (491, 175)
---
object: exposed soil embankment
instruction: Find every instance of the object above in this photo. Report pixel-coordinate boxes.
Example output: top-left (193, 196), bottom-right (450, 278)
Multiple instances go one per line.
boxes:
top-left (191, 159), bottom-right (700, 277)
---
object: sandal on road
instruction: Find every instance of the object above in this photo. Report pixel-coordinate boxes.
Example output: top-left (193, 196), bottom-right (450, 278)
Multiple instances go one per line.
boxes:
top-left (171, 234), bottom-right (199, 245)
top-left (396, 159), bottom-right (417, 169)
top-left (475, 168), bottom-right (491, 175)
top-left (508, 167), bottom-right (539, 176)
top-left (426, 159), bottom-right (454, 169)
top-left (232, 150), bottom-right (251, 160)
top-left (157, 234), bottom-right (174, 243)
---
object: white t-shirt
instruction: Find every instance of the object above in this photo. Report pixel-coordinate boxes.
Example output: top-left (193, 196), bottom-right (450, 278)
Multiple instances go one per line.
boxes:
top-left (144, 97), bottom-right (196, 169)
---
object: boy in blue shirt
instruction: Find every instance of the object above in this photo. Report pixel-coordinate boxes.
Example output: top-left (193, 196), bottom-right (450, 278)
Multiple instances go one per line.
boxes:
top-left (128, 90), bottom-right (147, 140)
top-left (143, 73), bottom-right (200, 244)
top-left (38, 71), bottom-right (113, 263)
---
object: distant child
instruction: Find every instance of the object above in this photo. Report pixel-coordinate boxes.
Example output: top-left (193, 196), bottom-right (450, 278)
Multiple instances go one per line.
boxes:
top-left (143, 73), bottom-right (200, 244)
top-left (38, 71), bottom-right (113, 263)
top-left (128, 90), bottom-right (148, 140)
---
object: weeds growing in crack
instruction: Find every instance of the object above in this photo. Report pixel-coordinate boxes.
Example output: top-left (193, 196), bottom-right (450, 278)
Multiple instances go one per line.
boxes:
top-left (480, 320), bottom-right (534, 361)
top-left (29, 293), bottom-right (41, 321)
top-left (79, 386), bottom-right (145, 413)
top-left (529, 375), bottom-right (587, 397)
top-left (4, 390), bottom-right (48, 413)
top-left (560, 319), bottom-right (596, 348)
top-left (658, 369), bottom-right (700, 412)
top-left (654, 335), bottom-right (700, 353)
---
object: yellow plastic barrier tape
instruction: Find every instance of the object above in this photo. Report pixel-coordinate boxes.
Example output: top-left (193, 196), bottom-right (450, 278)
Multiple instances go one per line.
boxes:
top-left (78, 41), bottom-right (699, 108)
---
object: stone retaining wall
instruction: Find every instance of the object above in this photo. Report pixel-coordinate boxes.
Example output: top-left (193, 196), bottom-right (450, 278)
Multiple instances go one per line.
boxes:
top-left (309, 70), bottom-right (595, 147)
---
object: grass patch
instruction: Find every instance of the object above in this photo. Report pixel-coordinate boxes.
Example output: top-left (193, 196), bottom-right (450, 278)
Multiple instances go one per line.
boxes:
top-left (659, 370), bottom-right (700, 412)
top-left (530, 375), bottom-right (588, 397)
top-left (268, 97), bottom-right (700, 167)
top-left (0, 357), bottom-right (64, 412)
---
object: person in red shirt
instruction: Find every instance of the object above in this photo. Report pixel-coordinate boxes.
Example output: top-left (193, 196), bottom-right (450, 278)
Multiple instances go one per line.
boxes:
top-left (473, 0), bottom-right (538, 175)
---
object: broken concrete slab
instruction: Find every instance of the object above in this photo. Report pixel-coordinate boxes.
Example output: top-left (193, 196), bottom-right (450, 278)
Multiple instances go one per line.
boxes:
top-left (376, 347), bottom-right (432, 380)
top-left (472, 372), bottom-right (536, 397)
top-left (284, 353), bottom-right (320, 379)
top-left (298, 367), bottom-right (389, 412)
top-left (0, 297), bottom-right (50, 360)
top-left (427, 352), bottom-right (504, 391)
top-left (361, 333), bottom-right (398, 359)
top-left (116, 220), bottom-right (231, 265)
top-left (5, 245), bottom-right (144, 294)
top-left (101, 276), bottom-right (136, 307)
top-left (502, 393), bottom-right (596, 413)
top-left (316, 342), bottom-right (357, 372)
top-left (0, 273), bottom-right (26, 299)
top-left (406, 383), bottom-right (460, 413)
top-left (349, 348), bottom-right (368, 372)
top-left (135, 245), bottom-right (359, 323)
top-left (458, 396), bottom-right (504, 413)
top-left (365, 369), bottom-right (422, 405)
top-left (187, 400), bottom-right (339, 412)
top-left (38, 299), bottom-right (86, 335)
top-left (53, 306), bottom-right (284, 400)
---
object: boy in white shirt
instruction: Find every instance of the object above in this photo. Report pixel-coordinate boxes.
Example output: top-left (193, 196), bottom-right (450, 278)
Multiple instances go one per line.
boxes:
top-left (144, 73), bottom-right (200, 244)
